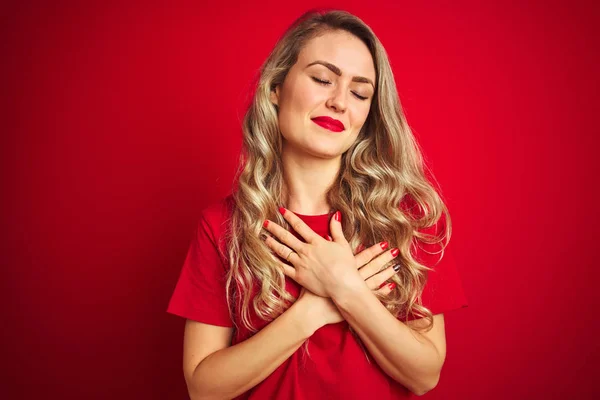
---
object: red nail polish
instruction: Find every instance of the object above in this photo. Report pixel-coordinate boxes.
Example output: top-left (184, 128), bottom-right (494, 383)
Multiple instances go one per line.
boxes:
top-left (380, 241), bottom-right (389, 250)
top-left (334, 211), bottom-right (341, 222)
top-left (263, 220), bottom-right (269, 228)
top-left (278, 207), bottom-right (286, 215)
top-left (391, 248), bottom-right (399, 257)
top-left (387, 282), bottom-right (397, 290)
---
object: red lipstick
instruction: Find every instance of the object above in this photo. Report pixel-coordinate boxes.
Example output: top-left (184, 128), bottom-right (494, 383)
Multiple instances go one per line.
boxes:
top-left (311, 116), bottom-right (345, 132)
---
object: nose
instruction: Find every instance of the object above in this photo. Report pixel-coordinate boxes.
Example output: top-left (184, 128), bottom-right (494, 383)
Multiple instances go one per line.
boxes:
top-left (326, 85), bottom-right (347, 113)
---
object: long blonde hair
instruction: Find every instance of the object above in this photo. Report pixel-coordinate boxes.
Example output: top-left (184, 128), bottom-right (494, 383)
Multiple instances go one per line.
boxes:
top-left (225, 9), bottom-right (451, 336)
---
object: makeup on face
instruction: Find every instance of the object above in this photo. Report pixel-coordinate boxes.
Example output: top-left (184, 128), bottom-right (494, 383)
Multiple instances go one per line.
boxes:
top-left (311, 116), bottom-right (345, 132)
top-left (274, 31), bottom-right (376, 158)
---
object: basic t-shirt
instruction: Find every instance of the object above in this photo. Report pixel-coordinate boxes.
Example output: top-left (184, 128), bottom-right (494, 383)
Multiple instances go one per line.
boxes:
top-left (167, 195), bottom-right (468, 399)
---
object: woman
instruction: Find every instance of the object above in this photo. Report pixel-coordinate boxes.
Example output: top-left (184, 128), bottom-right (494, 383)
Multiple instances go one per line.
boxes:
top-left (167, 9), bottom-right (468, 399)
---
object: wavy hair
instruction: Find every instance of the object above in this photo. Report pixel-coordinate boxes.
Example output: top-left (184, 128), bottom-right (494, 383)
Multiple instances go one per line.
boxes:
top-left (225, 9), bottom-right (451, 339)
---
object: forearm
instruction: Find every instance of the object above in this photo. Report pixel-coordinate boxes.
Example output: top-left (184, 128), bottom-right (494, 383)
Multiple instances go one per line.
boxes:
top-left (188, 302), bottom-right (320, 400)
top-left (332, 285), bottom-right (441, 395)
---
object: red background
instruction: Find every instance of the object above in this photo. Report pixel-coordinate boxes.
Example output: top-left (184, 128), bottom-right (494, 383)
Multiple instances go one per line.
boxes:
top-left (2, 1), bottom-right (599, 399)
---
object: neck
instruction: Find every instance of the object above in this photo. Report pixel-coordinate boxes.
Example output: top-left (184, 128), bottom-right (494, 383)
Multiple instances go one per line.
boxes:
top-left (281, 142), bottom-right (341, 216)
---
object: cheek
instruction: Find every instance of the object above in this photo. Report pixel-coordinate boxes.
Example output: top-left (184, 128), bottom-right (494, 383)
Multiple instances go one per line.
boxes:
top-left (352, 105), bottom-right (371, 130)
top-left (285, 82), bottom-right (319, 113)
top-left (361, 99), bottom-right (373, 117)
top-left (278, 83), bottom-right (319, 129)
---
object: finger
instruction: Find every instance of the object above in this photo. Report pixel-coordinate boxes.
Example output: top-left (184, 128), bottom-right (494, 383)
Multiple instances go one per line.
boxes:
top-left (278, 207), bottom-right (321, 244)
top-left (355, 241), bottom-right (389, 269)
top-left (359, 247), bottom-right (400, 279)
top-left (263, 235), bottom-right (299, 265)
top-left (365, 263), bottom-right (401, 290)
top-left (322, 234), bottom-right (333, 241)
top-left (268, 253), bottom-right (297, 281)
top-left (375, 281), bottom-right (397, 296)
top-left (358, 248), bottom-right (400, 280)
top-left (329, 211), bottom-right (347, 243)
top-left (263, 218), bottom-right (306, 253)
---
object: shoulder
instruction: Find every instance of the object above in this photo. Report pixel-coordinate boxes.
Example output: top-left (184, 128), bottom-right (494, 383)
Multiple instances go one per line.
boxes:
top-left (199, 194), bottom-right (235, 229)
top-left (195, 194), bottom-right (236, 249)
top-left (189, 195), bottom-right (237, 265)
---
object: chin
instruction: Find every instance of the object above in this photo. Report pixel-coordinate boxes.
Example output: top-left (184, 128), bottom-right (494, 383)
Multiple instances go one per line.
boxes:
top-left (306, 147), bottom-right (344, 160)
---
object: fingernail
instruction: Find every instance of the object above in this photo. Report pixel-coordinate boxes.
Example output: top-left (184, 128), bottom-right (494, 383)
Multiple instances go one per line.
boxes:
top-left (387, 282), bottom-right (397, 290)
top-left (393, 264), bottom-right (401, 272)
top-left (278, 207), bottom-right (286, 215)
top-left (334, 211), bottom-right (341, 222)
top-left (263, 220), bottom-right (269, 228)
top-left (380, 241), bottom-right (389, 250)
top-left (391, 248), bottom-right (399, 257)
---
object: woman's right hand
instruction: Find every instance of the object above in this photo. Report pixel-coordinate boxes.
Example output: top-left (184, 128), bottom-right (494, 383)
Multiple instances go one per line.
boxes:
top-left (296, 239), bottom-right (401, 328)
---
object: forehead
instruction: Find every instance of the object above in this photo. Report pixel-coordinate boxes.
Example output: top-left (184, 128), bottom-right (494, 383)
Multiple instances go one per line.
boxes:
top-left (297, 30), bottom-right (376, 82)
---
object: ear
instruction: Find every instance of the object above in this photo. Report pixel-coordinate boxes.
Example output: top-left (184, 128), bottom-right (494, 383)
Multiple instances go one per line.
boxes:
top-left (270, 85), bottom-right (280, 106)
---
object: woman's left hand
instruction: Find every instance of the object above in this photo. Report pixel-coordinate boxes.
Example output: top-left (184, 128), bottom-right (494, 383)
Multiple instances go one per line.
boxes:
top-left (262, 208), bottom-right (365, 298)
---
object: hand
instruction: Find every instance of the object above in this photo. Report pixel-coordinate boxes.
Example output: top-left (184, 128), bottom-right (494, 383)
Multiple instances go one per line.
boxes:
top-left (295, 254), bottom-right (400, 328)
top-left (321, 234), bottom-right (402, 292)
top-left (263, 207), bottom-right (402, 297)
top-left (296, 287), bottom-right (344, 326)
top-left (262, 208), bottom-right (361, 297)
top-left (353, 240), bottom-right (403, 291)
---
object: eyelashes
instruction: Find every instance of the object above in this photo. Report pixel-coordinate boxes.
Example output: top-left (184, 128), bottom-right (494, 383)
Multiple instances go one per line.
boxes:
top-left (311, 77), bottom-right (369, 101)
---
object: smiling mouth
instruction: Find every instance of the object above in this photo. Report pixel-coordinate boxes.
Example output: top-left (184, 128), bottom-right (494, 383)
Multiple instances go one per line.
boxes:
top-left (311, 118), bottom-right (344, 133)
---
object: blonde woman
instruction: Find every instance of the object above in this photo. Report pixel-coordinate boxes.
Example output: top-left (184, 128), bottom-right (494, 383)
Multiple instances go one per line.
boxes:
top-left (168, 9), bottom-right (468, 399)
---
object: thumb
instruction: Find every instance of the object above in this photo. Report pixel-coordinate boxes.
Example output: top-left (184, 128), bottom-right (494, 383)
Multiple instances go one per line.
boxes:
top-left (330, 210), bottom-right (346, 242)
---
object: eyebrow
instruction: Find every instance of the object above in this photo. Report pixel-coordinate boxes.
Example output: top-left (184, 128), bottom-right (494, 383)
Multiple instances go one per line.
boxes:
top-left (305, 60), bottom-right (375, 89)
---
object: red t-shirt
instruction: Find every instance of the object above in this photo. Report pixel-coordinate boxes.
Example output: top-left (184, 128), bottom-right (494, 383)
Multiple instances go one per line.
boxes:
top-left (167, 195), bottom-right (468, 398)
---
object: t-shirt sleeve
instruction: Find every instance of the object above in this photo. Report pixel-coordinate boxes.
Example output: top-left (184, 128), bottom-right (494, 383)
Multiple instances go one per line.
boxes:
top-left (166, 211), bottom-right (234, 327)
top-left (409, 213), bottom-right (469, 318)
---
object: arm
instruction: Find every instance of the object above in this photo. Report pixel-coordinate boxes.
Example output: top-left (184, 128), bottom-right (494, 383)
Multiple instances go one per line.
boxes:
top-left (183, 239), bottom-right (399, 399)
top-left (261, 208), bottom-right (447, 396)
top-left (331, 284), bottom-right (446, 396)
top-left (183, 293), bottom-right (328, 400)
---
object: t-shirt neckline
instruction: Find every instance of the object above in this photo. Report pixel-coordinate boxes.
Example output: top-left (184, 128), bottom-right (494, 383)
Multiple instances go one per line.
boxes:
top-left (290, 210), bottom-right (333, 221)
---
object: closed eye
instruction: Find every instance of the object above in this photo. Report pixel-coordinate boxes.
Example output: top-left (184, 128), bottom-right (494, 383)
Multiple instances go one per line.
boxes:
top-left (311, 77), bottom-right (369, 101)
top-left (312, 77), bottom-right (331, 85)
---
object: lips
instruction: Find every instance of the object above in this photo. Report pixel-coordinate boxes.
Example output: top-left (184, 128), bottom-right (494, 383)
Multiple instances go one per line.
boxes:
top-left (311, 116), bottom-right (345, 132)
